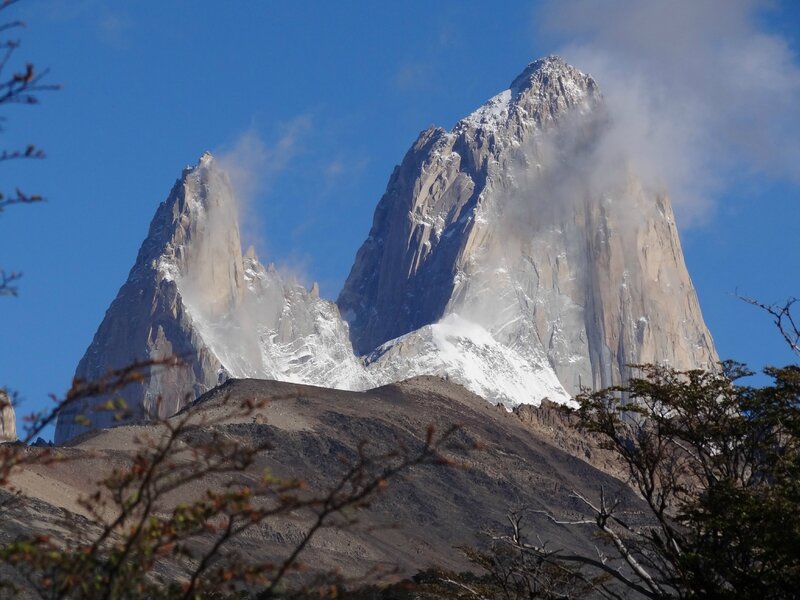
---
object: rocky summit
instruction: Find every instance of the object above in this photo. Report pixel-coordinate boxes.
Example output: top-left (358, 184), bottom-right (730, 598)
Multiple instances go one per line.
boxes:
top-left (55, 154), bottom-right (367, 443)
top-left (55, 56), bottom-right (716, 443)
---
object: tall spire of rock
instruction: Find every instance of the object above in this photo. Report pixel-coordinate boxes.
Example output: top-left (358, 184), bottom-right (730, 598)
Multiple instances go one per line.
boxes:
top-left (56, 155), bottom-right (368, 444)
top-left (338, 57), bottom-right (602, 356)
top-left (339, 56), bottom-right (716, 396)
top-left (54, 155), bottom-right (236, 443)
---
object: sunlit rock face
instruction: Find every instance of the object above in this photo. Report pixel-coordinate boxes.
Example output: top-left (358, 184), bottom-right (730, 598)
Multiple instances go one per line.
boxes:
top-left (55, 155), bottom-right (366, 444)
top-left (57, 56), bottom-right (717, 443)
top-left (339, 56), bottom-right (716, 397)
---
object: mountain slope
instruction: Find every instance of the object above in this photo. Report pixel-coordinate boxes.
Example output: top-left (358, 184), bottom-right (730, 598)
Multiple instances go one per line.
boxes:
top-left (17, 377), bottom-right (647, 587)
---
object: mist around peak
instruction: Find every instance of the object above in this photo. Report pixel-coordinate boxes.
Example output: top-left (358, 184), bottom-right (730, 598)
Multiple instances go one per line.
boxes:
top-left (538, 0), bottom-right (800, 226)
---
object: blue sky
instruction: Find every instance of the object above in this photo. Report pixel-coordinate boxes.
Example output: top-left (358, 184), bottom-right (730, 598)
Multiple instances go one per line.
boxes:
top-left (1, 1), bottom-right (798, 439)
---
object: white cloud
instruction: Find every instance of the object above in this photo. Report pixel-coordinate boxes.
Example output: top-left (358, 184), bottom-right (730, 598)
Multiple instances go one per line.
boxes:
top-left (215, 116), bottom-right (312, 253)
top-left (324, 158), bottom-right (345, 179)
top-left (538, 0), bottom-right (800, 225)
top-left (392, 62), bottom-right (435, 91)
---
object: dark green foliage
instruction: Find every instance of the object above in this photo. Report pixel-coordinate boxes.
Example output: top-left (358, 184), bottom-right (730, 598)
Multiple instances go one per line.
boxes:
top-left (572, 361), bottom-right (800, 598)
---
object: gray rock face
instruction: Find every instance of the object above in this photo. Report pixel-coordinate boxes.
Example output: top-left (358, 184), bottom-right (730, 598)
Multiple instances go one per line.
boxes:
top-left (338, 58), bottom-right (599, 356)
top-left (55, 155), bottom-right (226, 443)
top-left (339, 56), bottom-right (717, 396)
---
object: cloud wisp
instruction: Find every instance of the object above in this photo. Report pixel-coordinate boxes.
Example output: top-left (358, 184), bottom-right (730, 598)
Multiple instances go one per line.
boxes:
top-left (215, 116), bottom-right (312, 255)
top-left (537, 0), bottom-right (800, 225)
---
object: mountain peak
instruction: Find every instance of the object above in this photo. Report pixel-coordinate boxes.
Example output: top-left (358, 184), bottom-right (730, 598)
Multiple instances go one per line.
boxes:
top-left (458, 56), bottom-right (599, 133)
top-left (340, 55), bottom-right (715, 399)
top-left (183, 151), bottom-right (216, 178)
top-left (509, 55), bottom-right (598, 104)
top-left (511, 55), bottom-right (568, 85)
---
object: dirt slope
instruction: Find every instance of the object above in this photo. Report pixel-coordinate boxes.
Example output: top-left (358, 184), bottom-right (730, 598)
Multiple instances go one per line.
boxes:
top-left (6, 376), bottom-right (642, 589)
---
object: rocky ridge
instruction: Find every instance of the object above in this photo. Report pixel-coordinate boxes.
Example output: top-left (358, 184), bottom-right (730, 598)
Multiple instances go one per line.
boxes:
top-left (55, 56), bottom-right (717, 443)
top-left (18, 377), bottom-right (647, 588)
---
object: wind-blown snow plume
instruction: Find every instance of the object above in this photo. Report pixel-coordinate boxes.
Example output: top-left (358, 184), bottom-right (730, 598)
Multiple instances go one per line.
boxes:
top-left (538, 0), bottom-right (800, 225)
top-left (215, 117), bottom-right (312, 254)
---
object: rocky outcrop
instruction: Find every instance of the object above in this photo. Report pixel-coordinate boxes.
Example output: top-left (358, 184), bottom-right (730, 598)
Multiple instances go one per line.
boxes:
top-left (512, 401), bottom-right (626, 481)
top-left (0, 390), bottom-right (16, 442)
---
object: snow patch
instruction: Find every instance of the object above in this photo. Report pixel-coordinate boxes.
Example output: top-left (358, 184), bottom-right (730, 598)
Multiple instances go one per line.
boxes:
top-left (460, 89), bottom-right (512, 132)
top-left (367, 313), bottom-right (573, 409)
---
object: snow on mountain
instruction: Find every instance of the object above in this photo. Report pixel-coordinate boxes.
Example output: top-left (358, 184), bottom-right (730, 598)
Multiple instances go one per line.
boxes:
top-left (189, 251), bottom-right (371, 391)
top-left (56, 56), bottom-right (717, 443)
top-left (367, 313), bottom-right (572, 407)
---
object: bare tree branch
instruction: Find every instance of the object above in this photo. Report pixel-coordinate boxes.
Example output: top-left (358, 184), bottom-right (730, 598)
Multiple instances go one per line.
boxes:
top-left (739, 294), bottom-right (800, 356)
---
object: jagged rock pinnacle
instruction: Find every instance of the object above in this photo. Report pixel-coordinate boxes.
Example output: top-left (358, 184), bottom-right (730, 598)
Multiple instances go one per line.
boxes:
top-left (56, 149), bottom-right (367, 443)
top-left (511, 55), bottom-right (578, 89)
